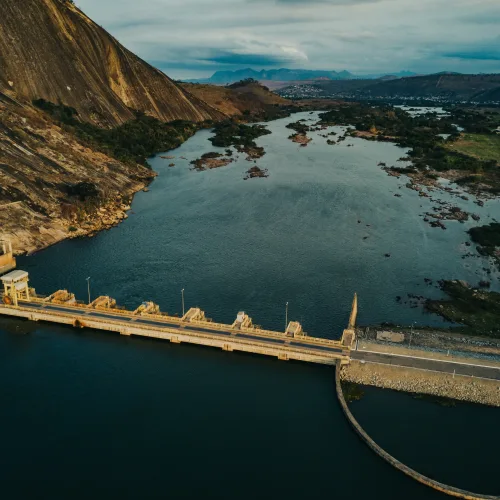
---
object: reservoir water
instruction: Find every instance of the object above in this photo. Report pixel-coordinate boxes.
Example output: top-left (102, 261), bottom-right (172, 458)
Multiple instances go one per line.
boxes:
top-left (1, 112), bottom-right (499, 498)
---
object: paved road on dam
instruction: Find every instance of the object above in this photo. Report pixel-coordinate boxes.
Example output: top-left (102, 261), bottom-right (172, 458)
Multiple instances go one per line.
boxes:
top-left (20, 302), bottom-right (344, 355)
top-left (352, 350), bottom-right (500, 381)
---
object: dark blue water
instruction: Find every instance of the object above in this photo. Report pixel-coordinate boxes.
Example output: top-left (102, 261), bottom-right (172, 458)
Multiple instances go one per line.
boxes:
top-left (1, 112), bottom-right (499, 498)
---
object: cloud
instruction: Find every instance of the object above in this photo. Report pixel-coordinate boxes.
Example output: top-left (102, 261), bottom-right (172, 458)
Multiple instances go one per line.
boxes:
top-left (460, 11), bottom-right (500, 25)
top-left (443, 50), bottom-right (500, 61)
top-left (198, 50), bottom-right (302, 66)
top-left (261, 0), bottom-right (385, 4)
top-left (76, 0), bottom-right (500, 78)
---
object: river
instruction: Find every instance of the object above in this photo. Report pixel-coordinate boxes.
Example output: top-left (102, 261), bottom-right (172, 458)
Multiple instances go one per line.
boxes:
top-left (1, 111), bottom-right (498, 498)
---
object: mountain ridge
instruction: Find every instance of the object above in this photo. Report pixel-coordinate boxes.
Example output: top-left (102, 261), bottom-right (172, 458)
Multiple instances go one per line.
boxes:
top-left (279, 73), bottom-right (500, 102)
top-left (184, 68), bottom-right (418, 85)
top-left (348, 73), bottom-right (500, 101)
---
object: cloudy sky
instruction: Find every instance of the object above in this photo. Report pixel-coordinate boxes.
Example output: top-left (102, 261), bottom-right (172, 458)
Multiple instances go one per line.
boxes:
top-left (77, 0), bottom-right (500, 79)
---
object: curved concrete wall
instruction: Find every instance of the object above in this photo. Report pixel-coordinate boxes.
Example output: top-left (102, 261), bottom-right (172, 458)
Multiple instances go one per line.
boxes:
top-left (335, 365), bottom-right (499, 500)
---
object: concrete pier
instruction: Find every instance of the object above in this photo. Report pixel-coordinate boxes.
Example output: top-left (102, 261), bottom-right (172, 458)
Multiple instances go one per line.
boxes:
top-left (0, 299), bottom-right (352, 365)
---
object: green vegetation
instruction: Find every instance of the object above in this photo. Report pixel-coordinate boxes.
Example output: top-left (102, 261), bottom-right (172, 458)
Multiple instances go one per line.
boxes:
top-left (286, 120), bottom-right (310, 135)
top-left (209, 120), bottom-right (271, 148)
top-left (66, 181), bottom-right (99, 200)
top-left (189, 151), bottom-right (225, 170)
top-left (253, 105), bottom-right (294, 122)
top-left (227, 78), bottom-right (259, 89)
top-left (468, 223), bottom-right (500, 264)
top-left (446, 133), bottom-right (500, 164)
top-left (200, 152), bottom-right (222, 160)
top-left (33, 99), bottom-right (202, 166)
top-left (469, 222), bottom-right (500, 248)
top-left (448, 108), bottom-right (500, 134)
top-left (426, 280), bottom-right (500, 337)
top-left (341, 381), bottom-right (365, 403)
top-left (320, 103), bottom-right (457, 148)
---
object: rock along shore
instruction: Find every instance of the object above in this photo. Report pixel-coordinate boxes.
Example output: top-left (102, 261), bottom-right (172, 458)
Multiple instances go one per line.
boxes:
top-left (341, 361), bottom-right (500, 407)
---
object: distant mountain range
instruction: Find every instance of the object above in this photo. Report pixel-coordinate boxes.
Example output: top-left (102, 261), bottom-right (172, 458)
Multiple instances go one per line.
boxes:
top-left (184, 68), bottom-right (418, 85)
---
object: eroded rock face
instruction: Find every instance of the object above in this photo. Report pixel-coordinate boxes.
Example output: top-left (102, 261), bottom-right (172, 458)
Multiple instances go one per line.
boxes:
top-left (0, 0), bottom-right (224, 127)
top-left (0, 93), bottom-right (156, 254)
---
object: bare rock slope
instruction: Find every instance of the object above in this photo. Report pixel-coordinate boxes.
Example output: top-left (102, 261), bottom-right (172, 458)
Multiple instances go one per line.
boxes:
top-left (0, 0), bottom-right (224, 126)
top-left (0, 0), bottom-right (230, 254)
top-left (0, 92), bottom-right (156, 254)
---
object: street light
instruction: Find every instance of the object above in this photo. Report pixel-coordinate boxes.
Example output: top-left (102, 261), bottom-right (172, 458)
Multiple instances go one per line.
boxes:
top-left (285, 301), bottom-right (289, 331)
top-left (409, 321), bottom-right (416, 347)
top-left (86, 276), bottom-right (91, 305)
top-left (181, 288), bottom-right (185, 317)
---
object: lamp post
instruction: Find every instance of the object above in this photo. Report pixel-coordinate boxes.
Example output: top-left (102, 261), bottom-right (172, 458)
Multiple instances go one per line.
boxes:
top-left (181, 288), bottom-right (185, 317)
top-left (409, 321), bottom-right (416, 347)
top-left (86, 276), bottom-right (91, 305)
top-left (285, 302), bottom-right (289, 331)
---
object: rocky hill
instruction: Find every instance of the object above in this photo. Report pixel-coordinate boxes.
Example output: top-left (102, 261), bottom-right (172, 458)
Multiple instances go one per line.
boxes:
top-left (0, 0), bottom-right (228, 254)
top-left (0, 0), bottom-right (223, 127)
top-left (357, 74), bottom-right (500, 101)
top-left (181, 80), bottom-right (289, 118)
top-left (284, 73), bottom-right (500, 102)
top-left (0, 92), bottom-right (156, 254)
top-left (0, 1), bottom-right (298, 254)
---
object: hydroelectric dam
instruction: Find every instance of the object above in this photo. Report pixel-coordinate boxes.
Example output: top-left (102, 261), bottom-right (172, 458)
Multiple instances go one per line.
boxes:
top-left (0, 264), bottom-right (357, 365)
top-left (0, 252), bottom-right (498, 500)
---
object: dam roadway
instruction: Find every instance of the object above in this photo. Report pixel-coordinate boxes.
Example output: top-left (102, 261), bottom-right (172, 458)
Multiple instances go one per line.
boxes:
top-left (0, 300), bottom-right (349, 365)
top-left (352, 350), bottom-right (500, 381)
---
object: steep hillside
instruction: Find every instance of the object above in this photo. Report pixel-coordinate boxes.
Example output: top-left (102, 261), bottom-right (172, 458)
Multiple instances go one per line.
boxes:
top-left (280, 74), bottom-right (500, 102)
top-left (0, 0), bottom-right (224, 127)
top-left (181, 81), bottom-right (290, 118)
top-left (0, 92), bottom-right (156, 254)
top-left (359, 74), bottom-right (500, 101)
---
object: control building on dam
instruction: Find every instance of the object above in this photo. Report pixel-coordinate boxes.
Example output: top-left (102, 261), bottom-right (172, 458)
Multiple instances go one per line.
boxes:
top-left (0, 239), bottom-right (16, 276)
top-left (0, 267), bottom-right (358, 365)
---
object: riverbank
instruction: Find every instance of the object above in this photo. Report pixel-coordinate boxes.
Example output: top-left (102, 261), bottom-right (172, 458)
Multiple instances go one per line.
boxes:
top-left (2, 184), bottom-right (156, 256)
top-left (341, 361), bottom-right (500, 407)
top-left (0, 96), bottom-right (158, 255)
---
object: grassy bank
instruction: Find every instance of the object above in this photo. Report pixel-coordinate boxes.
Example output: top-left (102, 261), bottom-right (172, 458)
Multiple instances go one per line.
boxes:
top-left (446, 133), bottom-right (500, 164)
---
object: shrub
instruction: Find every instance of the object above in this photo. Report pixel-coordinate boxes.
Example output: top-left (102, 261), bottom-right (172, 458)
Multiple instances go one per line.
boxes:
top-left (33, 99), bottom-right (200, 166)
